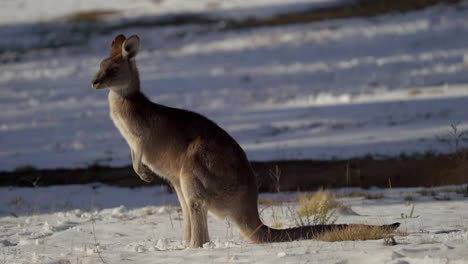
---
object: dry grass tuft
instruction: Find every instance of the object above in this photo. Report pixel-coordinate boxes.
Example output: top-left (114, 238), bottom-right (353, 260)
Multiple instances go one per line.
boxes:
top-left (316, 225), bottom-right (398, 242)
top-left (144, 207), bottom-right (154, 216)
top-left (294, 189), bottom-right (343, 225)
top-left (297, 189), bottom-right (341, 218)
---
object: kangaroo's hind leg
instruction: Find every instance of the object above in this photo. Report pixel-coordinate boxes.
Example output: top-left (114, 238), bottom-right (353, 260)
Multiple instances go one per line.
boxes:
top-left (179, 173), bottom-right (210, 248)
top-left (173, 184), bottom-right (191, 242)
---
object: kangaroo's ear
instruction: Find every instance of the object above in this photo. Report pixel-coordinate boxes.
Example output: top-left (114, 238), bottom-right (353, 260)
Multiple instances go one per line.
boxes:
top-left (122, 35), bottom-right (140, 59)
top-left (110, 34), bottom-right (126, 57)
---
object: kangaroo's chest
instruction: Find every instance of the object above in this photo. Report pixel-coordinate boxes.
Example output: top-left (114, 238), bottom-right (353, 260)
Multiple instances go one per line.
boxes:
top-left (110, 109), bottom-right (175, 181)
top-left (107, 92), bottom-right (183, 182)
top-left (110, 110), bottom-right (139, 147)
top-left (108, 93), bottom-right (142, 149)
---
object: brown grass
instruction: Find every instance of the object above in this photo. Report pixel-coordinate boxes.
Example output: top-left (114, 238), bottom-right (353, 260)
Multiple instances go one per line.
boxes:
top-left (67, 10), bottom-right (120, 23)
top-left (258, 197), bottom-right (291, 206)
top-left (337, 190), bottom-right (367, 198)
top-left (418, 240), bottom-right (440, 245)
top-left (3, 153), bottom-right (467, 189)
top-left (258, 198), bottom-right (276, 206)
top-left (407, 89), bottom-right (422, 96)
top-left (417, 189), bottom-right (437, 196)
top-left (365, 193), bottom-right (385, 199)
top-left (232, 0), bottom-right (462, 29)
top-left (316, 225), bottom-right (403, 242)
top-left (271, 219), bottom-right (283, 228)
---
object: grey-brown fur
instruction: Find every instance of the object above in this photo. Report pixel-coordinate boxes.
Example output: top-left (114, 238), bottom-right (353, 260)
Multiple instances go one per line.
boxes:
top-left (92, 34), bottom-right (400, 248)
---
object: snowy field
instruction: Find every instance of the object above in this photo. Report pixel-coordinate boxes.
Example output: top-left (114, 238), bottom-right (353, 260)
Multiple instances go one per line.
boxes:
top-left (0, 184), bottom-right (467, 263)
top-left (1, 1), bottom-right (468, 170)
top-left (1, 1), bottom-right (468, 263)
top-left (0, 0), bottom-right (340, 25)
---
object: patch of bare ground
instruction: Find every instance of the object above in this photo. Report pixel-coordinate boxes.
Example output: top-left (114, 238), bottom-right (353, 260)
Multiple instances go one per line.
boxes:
top-left (231, 0), bottom-right (463, 29)
top-left (1, 151), bottom-right (467, 189)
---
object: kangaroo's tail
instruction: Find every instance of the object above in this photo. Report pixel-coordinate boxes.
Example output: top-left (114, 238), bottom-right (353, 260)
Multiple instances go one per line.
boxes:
top-left (246, 222), bottom-right (400, 243)
top-left (249, 223), bottom-right (401, 243)
top-left (231, 185), bottom-right (400, 243)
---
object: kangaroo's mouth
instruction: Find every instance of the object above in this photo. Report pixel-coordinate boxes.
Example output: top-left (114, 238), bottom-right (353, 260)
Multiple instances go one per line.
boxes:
top-left (92, 83), bottom-right (102, 89)
top-left (91, 79), bottom-right (104, 89)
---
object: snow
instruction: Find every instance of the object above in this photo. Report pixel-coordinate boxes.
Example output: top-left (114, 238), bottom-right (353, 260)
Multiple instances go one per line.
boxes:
top-left (1, 1), bottom-right (467, 263)
top-left (0, 0), bottom-right (340, 25)
top-left (2, 1), bottom-right (468, 170)
top-left (1, 1), bottom-right (468, 170)
top-left (1, 184), bottom-right (467, 263)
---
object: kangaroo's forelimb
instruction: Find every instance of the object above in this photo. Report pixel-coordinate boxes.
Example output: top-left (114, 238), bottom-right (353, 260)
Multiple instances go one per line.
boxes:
top-left (131, 142), bottom-right (154, 183)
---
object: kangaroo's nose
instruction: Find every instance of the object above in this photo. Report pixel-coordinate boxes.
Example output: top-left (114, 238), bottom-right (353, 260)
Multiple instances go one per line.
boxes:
top-left (92, 78), bottom-right (101, 85)
top-left (92, 77), bottom-right (102, 88)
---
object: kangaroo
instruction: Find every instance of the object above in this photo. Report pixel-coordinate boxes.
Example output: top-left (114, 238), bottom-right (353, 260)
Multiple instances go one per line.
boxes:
top-left (91, 34), bottom-right (400, 248)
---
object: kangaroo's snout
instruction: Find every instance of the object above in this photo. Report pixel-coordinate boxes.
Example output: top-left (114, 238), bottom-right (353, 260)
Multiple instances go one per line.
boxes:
top-left (91, 75), bottom-right (102, 89)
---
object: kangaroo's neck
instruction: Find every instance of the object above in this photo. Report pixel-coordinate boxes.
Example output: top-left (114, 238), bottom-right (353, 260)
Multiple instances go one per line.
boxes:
top-left (111, 59), bottom-right (141, 98)
top-left (109, 89), bottom-right (145, 105)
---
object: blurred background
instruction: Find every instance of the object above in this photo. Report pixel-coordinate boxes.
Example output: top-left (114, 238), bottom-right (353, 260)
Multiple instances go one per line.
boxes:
top-left (1, 0), bottom-right (468, 182)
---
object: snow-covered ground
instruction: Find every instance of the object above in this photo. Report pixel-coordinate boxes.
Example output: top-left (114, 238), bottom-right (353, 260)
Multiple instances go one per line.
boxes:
top-left (1, 2), bottom-right (467, 263)
top-left (0, 0), bottom-right (340, 25)
top-left (1, 1), bottom-right (468, 171)
top-left (1, 185), bottom-right (467, 263)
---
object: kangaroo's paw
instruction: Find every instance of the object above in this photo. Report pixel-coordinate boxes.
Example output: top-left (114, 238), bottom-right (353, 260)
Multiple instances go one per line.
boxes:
top-left (138, 172), bottom-right (154, 183)
top-left (135, 164), bottom-right (155, 183)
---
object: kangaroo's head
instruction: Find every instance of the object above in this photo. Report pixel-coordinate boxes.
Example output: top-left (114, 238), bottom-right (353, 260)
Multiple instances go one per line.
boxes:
top-left (92, 34), bottom-right (141, 95)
